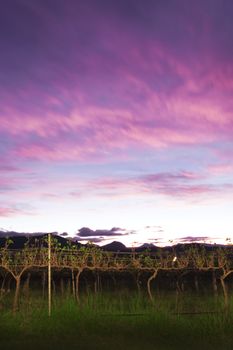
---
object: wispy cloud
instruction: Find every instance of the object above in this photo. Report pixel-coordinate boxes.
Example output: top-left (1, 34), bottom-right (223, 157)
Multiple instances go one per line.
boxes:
top-left (69, 170), bottom-right (233, 201)
top-left (0, 207), bottom-right (28, 217)
top-left (175, 236), bottom-right (213, 243)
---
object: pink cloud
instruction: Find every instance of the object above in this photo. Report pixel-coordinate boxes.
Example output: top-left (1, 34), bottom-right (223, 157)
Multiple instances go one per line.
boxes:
top-left (1, 31), bottom-right (233, 164)
top-left (68, 170), bottom-right (233, 202)
top-left (207, 164), bottom-right (233, 176)
top-left (7, 95), bottom-right (232, 163)
top-left (0, 4), bottom-right (232, 226)
top-left (0, 207), bottom-right (23, 217)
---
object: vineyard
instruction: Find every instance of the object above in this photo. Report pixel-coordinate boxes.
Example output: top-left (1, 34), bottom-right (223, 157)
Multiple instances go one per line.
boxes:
top-left (1, 235), bottom-right (233, 314)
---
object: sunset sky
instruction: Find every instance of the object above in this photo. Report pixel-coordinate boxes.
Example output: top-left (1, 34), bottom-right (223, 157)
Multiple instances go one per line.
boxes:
top-left (0, 0), bottom-right (233, 246)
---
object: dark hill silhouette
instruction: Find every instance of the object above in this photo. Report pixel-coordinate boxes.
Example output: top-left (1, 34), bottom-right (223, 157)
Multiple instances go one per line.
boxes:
top-left (0, 232), bottom-right (76, 249)
top-left (101, 241), bottom-right (127, 252)
top-left (0, 231), bottom-right (229, 253)
top-left (135, 243), bottom-right (156, 252)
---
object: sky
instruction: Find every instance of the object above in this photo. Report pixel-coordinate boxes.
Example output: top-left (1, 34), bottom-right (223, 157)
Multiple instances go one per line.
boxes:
top-left (0, 0), bottom-right (233, 246)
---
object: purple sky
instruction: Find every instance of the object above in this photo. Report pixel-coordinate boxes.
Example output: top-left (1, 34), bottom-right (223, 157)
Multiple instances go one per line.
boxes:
top-left (0, 0), bottom-right (233, 246)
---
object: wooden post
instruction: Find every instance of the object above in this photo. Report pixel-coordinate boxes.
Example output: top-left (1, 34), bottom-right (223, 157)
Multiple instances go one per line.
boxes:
top-left (48, 233), bottom-right (51, 317)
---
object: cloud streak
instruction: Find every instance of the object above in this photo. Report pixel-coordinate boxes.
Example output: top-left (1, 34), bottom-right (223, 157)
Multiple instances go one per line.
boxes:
top-left (69, 170), bottom-right (233, 201)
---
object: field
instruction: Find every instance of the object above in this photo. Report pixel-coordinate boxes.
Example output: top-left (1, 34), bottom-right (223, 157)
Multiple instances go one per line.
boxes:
top-left (1, 291), bottom-right (233, 350)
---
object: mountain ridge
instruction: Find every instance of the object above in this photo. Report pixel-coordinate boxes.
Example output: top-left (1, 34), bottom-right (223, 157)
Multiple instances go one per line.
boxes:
top-left (0, 231), bottom-right (229, 252)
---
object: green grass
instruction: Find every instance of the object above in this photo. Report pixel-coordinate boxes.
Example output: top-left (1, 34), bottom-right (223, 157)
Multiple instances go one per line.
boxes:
top-left (0, 291), bottom-right (232, 350)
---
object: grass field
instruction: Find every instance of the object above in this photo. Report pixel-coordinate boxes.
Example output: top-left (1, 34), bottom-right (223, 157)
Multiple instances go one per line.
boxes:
top-left (0, 291), bottom-right (232, 350)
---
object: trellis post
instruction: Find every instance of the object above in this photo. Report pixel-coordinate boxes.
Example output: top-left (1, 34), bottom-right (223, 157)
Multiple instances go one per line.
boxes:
top-left (48, 233), bottom-right (51, 316)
